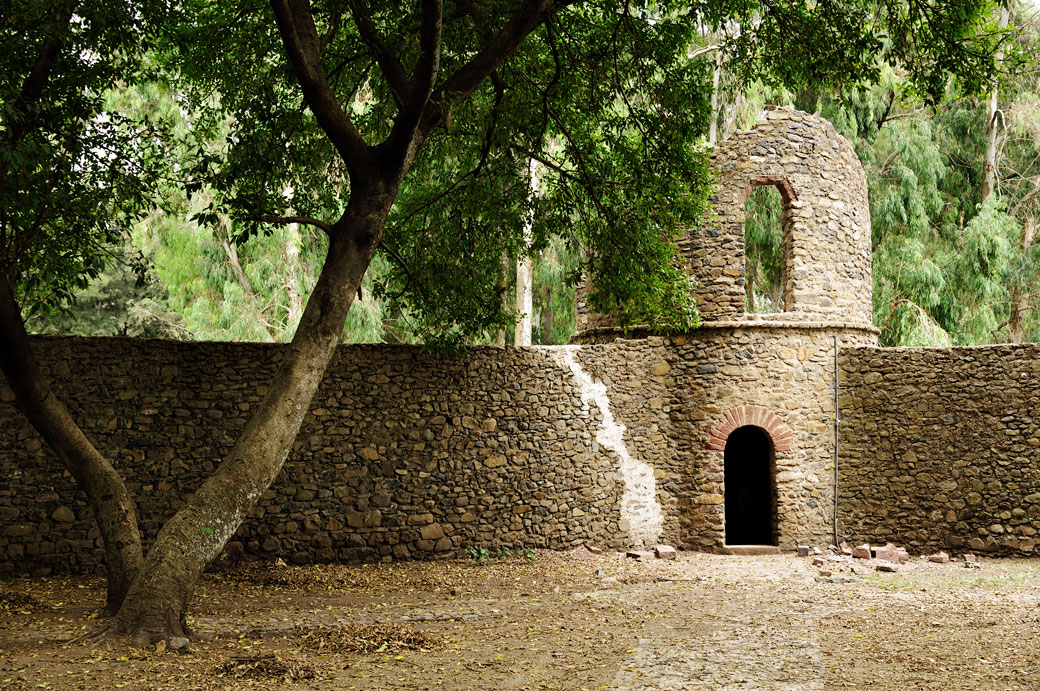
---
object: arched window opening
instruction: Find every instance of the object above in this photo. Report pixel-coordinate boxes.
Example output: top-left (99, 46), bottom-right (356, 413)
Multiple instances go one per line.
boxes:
top-left (724, 425), bottom-right (778, 545)
top-left (744, 179), bottom-right (796, 314)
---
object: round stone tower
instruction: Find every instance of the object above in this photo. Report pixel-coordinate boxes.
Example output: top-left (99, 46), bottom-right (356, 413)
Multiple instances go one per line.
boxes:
top-left (574, 107), bottom-right (879, 551)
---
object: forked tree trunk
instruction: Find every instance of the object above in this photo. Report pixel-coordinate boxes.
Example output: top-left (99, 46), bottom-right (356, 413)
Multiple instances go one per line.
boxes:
top-left (0, 277), bottom-right (143, 613)
top-left (112, 191), bottom-right (389, 646)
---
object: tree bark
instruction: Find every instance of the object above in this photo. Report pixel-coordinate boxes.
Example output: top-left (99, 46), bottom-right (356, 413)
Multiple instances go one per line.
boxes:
top-left (111, 185), bottom-right (391, 646)
top-left (1008, 214), bottom-right (1035, 343)
top-left (0, 276), bottom-right (142, 613)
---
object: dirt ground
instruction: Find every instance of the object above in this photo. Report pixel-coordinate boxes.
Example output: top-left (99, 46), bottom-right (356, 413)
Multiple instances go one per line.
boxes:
top-left (1, 549), bottom-right (1039, 690)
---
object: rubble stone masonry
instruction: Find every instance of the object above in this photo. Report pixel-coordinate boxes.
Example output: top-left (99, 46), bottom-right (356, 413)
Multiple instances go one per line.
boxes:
top-left (0, 337), bottom-right (627, 576)
top-left (1, 326), bottom-right (873, 576)
top-left (839, 344), bottom-right (1040, 556)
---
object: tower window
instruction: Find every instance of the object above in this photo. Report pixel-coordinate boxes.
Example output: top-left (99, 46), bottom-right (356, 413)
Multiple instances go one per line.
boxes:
top-left (744, 178), bottom-right (796, 314)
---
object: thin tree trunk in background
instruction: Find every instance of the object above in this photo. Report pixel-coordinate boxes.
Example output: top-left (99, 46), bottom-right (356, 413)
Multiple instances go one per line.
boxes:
top-left (283, 225), bottom-right (305, 335)
top-left (0, 277), bottom-right (143, 614)
top-left (220, 232), bottom-right (254, 295)
top-left (745, 258), bottom-right (756, 313)
top-left (515, 254), bottom-right (533, 345)
top-left (981, 5), bottom-right (1010, 203)
top-left (723, 89), bottom-right (743, 141)
top-left (515, 159), bottom-right (540, 346)
top-left (541, 283), bottom-right (554, 343)
top-left (497, 251), bottom-right (509, 346)
top-left (709, 56), bottom-right (720, 147)
top-left (1009, 214), bottom-right (1035, 343)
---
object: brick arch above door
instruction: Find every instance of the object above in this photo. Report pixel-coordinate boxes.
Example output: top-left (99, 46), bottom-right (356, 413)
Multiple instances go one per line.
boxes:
top-left (706, 405), bottom-right (792, 452)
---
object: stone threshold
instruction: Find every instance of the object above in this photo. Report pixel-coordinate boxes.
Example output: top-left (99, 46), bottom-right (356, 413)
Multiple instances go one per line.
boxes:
top-left (721, 545), bottom-right (781, 555)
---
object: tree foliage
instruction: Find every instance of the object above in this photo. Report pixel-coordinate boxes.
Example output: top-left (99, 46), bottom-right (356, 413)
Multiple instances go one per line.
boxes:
top-left (1, 1), bottom-right (169, 309)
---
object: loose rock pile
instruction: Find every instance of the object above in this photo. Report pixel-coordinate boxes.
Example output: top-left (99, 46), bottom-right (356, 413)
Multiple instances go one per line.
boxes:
top-left (800, 542), bottom-right (983, 577)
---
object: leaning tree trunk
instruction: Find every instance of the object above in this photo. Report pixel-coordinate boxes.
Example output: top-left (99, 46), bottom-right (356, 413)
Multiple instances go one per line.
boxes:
top-left (0, 276), bottom-right (143, 613)
top-left (112, 195), bottom-right (387, 646)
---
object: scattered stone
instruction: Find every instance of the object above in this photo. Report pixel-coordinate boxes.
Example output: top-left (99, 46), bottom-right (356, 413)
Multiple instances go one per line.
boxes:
top-left (874, 546), bottom-right (900, 562)
top-left (818, 570), bottom-right (833, 577)
top-left (876, 563), bottom-right (898, 573)
top-left (596, 569), bottom-right (608, 578)
top-left (852, 544), bottom-right (872, 559)
top-left (168, 636), bottom-right (190, 651)
top-left (928, 551), bottom-right (950, 564)
top-left (654, 545), bottom-right (677, 560)
top-left (812, 557), bottom-right (826, 567)
top-left (838, 542), bottom-right (853, 557)
top-left (626, 550), bottom-right (655, 561)
top-left (963, 553), bottom-right (977, 563)
top-left (797, 545), bottom-right (811, 557)
top-left (881, 543), bottom-right (911, 562)
top-left (587, 545), bottom-right (603, 555)
top-left (815, 576), bottom-right (857, 584)
top-left (274, 558), bottom-right (288, 568)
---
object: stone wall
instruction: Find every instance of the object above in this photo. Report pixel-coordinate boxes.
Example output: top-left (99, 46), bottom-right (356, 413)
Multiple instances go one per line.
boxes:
top-left (839, 344), bottom-right (1040, 556)
top-left (1, 327), bottom-right (874, 576)
top-left (650, 327), bottom-right (875, 550)
top-left (0, 337), bottom-right (637, 576)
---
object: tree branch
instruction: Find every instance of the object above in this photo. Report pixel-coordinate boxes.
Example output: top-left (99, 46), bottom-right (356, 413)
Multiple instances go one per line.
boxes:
top-left (427, 0), bottom-right (565, 130)
top-left (689, 44), bottom-right (720, 60)
top-left (876, 90), bottom-right (895, 131)
top-left (378, 240), bottom-right (430, 303)
top-left (256, 215), bottom-right (334, 235)
top-left (411, 0), bottom-right (443, 102)
top-left (2, 3), bottom-right (75, 150)
top-left (269, 0), bottom-right (372, 175)
top-left (381, 0), bottom-right (444, 166)
top-left (346, 0), bottom-right (410, 108)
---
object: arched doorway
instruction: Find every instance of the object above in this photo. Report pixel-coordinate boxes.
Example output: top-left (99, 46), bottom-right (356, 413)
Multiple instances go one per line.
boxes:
top-left (724, 425), bottom-right (777, 545)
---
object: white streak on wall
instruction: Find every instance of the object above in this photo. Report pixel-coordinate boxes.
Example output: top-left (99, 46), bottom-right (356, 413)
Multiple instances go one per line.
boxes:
top-left (551, 346), bottom-right (663, 547)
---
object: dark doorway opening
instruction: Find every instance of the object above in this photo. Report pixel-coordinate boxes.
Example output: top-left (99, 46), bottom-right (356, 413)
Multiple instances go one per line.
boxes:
top-left (724, 425), bottom-right (776, 545)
